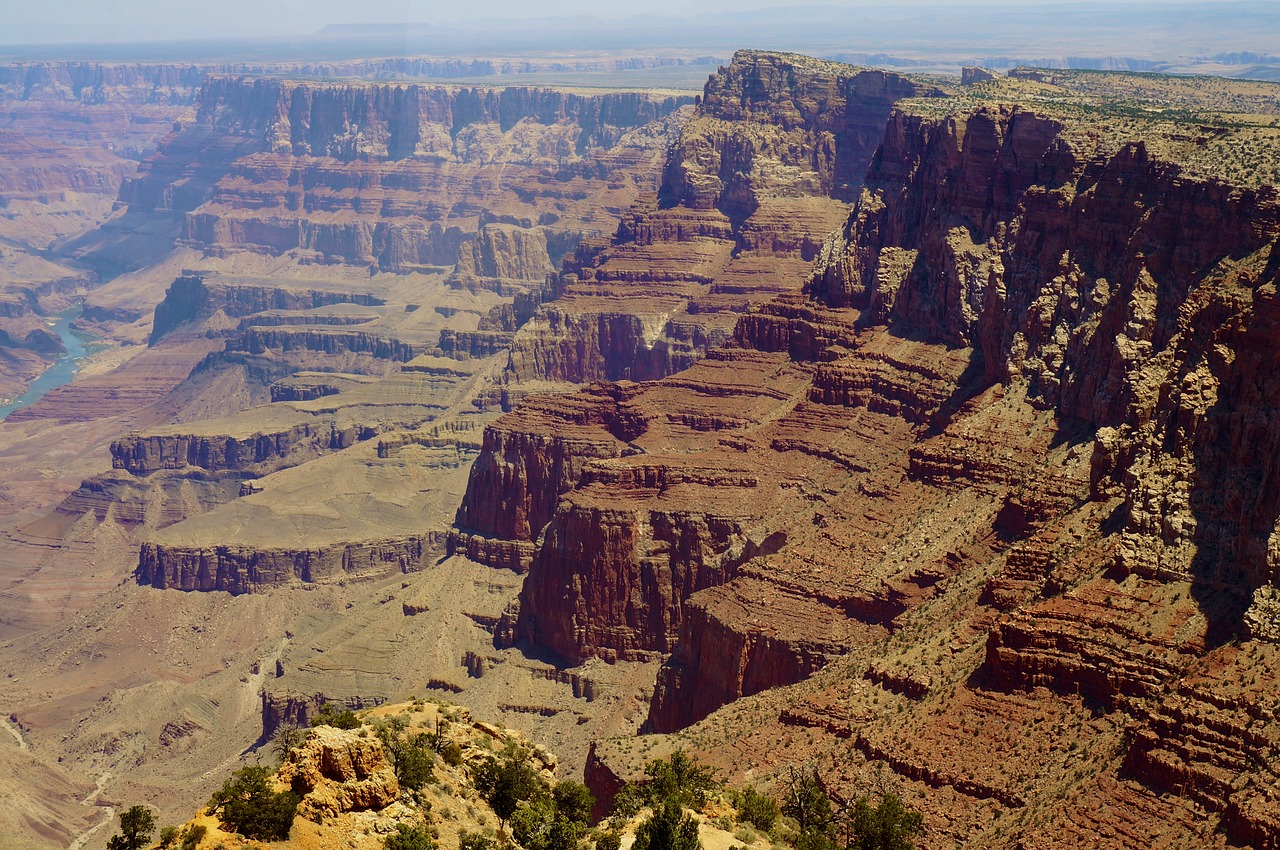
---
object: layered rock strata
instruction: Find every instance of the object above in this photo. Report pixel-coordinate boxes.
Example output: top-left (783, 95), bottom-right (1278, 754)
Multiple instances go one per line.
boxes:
top-left (503, 51), bottom-right (942, 385)
top-left (458, 68), bottom-right (1280, 846)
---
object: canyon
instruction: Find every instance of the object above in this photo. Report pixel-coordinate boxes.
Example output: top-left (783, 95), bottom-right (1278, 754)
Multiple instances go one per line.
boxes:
top-left (1, 42), bottom-right (1280, 850)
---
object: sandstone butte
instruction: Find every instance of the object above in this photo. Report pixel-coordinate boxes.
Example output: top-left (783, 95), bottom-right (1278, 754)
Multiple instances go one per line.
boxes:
top-left (1, 48), bottom-right (1280, 850)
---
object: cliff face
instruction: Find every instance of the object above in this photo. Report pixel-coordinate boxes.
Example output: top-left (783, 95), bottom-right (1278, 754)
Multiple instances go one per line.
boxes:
top-left (149, 270), bottom-right (386, 343)
top-left (462, 79), bottom-right (1280, 844)
top-left (504, 51), bottom-right (940, 387)
top-left (194, 76), bottom-right (686, 160)
top-left (137, 532), bottom-right (443, 593)
top-left (119, 77), bottom-right (692, 272)
top-left (0, 62), bottom-right (205, 105)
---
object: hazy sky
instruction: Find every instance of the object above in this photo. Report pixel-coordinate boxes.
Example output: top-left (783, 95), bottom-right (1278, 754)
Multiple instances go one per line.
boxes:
top-left (0, 0), bottom-right (1261, 45)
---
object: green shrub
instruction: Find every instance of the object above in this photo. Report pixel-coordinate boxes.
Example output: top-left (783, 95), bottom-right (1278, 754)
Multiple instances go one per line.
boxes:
top-left (180, 824), bottom-right (206, 850)
top-left (848, 793), bottom-right (922, 850)
top-left (386, 823), bottom-right (436, 850)
top-left (443, 741), bottom-right (465, 766)
top-left (473, 751), bottom-right (546, 828)
top-left (158, 826), bottom-right (180, 848)
top-left (735, 788), bottom-right (778, 833)
top-left (460, 831), bottom-right (498, 850)
top-left (595, 830), bottom-right (622, 850)
top-left (633, 801), bottom-right (701, 850)
top-left (310, 703), bottom-right (360, 729)
top-left (208, 765), bottom-right (299, 841)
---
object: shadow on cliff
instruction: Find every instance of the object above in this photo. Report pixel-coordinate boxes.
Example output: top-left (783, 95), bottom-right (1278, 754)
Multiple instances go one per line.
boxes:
top-left (1183, 260), bottom-right (1280, 648)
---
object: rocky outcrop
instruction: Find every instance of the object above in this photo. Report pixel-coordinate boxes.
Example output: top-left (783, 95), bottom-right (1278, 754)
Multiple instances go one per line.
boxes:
top-left (149, 270), bottom-right (385, 343)
top-left (503, 51), bottom-right (939, 386)
top-left (137, 532), bottom-right (444, 593)
top-left (450, 386), bottom-right (635, 570)
top-left (111, 420), bottom-right (380, 474)
top-left (224, 327), bottom-right (426, 362)
top-left (278, 726), bottom-right (399, 821)
top-left (119, 77), bottom-right (692, 271)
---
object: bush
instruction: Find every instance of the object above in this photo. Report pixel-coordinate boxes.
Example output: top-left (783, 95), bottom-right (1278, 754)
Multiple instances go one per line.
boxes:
top-left (310, 703), bottom-right (361, 729)
top-left (633, 800), bottom-right (701, 850)
top-left (460, 831), bottom-right (498, 850)
top-left (847, 793), bottom-right (922, 850)
top-left (595, 830), bottom-right (622, 850)
top-left (386, 823), bottom-right (436, 850)
top-left (208, 765), bottom-right (300, 841)
top-left (158, 826), bottom-right (180, 848)
top-left (443, 741), bottom-right (465, 767)
top-left (735, 788), bottom-right (778, 833)
top-left (179, 824), bottom-right (206, 850)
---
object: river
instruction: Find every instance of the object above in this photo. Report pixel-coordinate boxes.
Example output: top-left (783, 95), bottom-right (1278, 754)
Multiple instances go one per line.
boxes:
top-left (0, 304), bottom-right (95, 420)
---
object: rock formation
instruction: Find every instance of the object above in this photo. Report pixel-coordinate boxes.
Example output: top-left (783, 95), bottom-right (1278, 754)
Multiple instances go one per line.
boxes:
top-left (502, 51), bottom-right (942, 387)
top-left (455, 62), bottom-right (1280, 846)
top-left (277, 725), bottom-right (400, 821)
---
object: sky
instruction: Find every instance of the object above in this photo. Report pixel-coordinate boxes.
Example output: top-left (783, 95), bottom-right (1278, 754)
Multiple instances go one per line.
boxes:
top-left (0, 0), bottom-right (1262, 45)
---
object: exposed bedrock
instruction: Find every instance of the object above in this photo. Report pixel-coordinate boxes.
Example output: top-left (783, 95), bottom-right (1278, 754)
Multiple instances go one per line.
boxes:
top-left (192, 76), bottom-right (690, 159)
top-left (514, 459), bottom-right (788, 664)
top-left (450, 385), bottom-right (638, 570)
top-left (666, 50), bottom-right (942, 213)
top-left (504, 51), bottom-right (939, 385)
top-left (461, 84), bottom-right (1280, 771)
top-left (120, 76), bottom-right (692, 270)
top-left (110, 419), bottom-right (380, 474)
top-left (149, 269), bottom-right (386, 343)
top-left (137, 532), bottom-right (445, 594)
top-left (0, 62), bottom-right (206, 105)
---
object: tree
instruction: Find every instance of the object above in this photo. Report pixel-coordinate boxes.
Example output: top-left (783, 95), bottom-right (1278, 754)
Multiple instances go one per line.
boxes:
top-left (782, 769), bottom-right (834, 836)
top-left (508, 776), bottom-right (596, 850)
top-left (475, 753), bottom-right (547, 828)
top-left (846, 793), bottom-right (922, 850)
top-left (272, 723), bottom-right (308, 762)
top-left (208, 764), bottom-right (300, 841)
top-left (386, 823), bottom-right (436, 850)
top-left (107, 805), bottom-right (155, 850)
top-left (643, 751), bottom-right (717, 810)
top-left (734, 788), bottom-right (778, 832)
top-left (632, 800), bottom-right (701, 850)
top-left (553, 780), bottom-right (595, 826)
